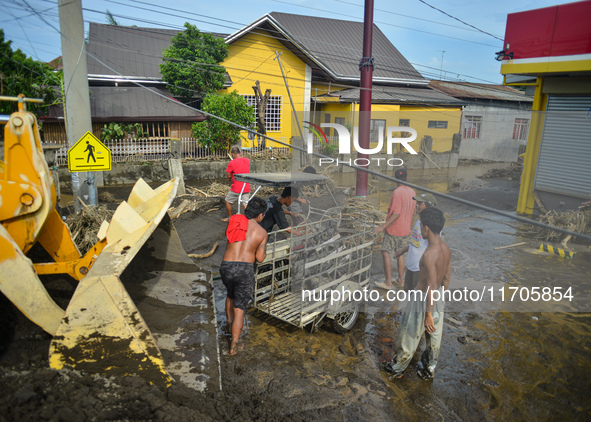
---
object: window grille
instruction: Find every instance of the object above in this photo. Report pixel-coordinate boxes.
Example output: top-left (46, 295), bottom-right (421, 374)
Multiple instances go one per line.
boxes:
top-left (463, 116), bottom-right (482, 139)
top-left (513, 118), bottom-right (529, 141)
top-left (243, 95), bottom-right (283, 132)
top-left (428, 120), bottom-right (448, 129)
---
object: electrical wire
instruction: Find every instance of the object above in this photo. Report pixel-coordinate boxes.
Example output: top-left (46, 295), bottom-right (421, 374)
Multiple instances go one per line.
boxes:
top-left (417, 0), bottom-right (504, 41)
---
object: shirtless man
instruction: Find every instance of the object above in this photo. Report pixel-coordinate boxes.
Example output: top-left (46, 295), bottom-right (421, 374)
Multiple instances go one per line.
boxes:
top-left (220, 196), bottom-right (268, 355)
top-left (382, 207), bottom-right (451, 379)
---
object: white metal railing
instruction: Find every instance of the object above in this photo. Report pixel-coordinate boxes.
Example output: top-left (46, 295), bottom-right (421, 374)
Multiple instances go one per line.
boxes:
top-left (54, 137), bottom-right (293, 166)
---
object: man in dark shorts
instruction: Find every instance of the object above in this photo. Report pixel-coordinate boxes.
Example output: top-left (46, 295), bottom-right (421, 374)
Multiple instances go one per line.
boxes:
top-left (220, 196), bottom-right (268, 355)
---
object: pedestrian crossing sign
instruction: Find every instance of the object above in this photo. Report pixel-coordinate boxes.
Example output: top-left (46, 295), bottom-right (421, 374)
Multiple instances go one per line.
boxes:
top-left (67, 131), bottom-right (111, 172)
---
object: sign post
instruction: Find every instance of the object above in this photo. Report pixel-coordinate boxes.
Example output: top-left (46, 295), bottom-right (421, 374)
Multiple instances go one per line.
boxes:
top-left (68, 132), bottom-right (111, 207)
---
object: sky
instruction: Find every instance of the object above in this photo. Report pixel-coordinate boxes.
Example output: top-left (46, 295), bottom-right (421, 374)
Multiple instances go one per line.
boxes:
top-left (0, 0), bottom-right (577, 85)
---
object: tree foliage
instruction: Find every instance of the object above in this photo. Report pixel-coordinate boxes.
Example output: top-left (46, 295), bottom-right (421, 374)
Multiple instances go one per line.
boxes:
top-left (0, 29), bottom-right (61, 115)
top-left (192, 91), bottom-right (254, 152)
top-left (160, 23), bottom-right (228, 99)
top-left (100, 122), bottom-right (148, 142)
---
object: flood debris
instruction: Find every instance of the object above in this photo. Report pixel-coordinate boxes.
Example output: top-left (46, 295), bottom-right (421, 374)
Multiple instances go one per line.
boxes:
top-left (477, 162), bottom-right (522, 180)
top-left (524, 201), bottom-right (591, 248)
top-left (494, 242), bottom-right (526, 250)
top-left (67, 205), bottom-right (114, 254)
top-left (189, 242), bottom-right (219, 259)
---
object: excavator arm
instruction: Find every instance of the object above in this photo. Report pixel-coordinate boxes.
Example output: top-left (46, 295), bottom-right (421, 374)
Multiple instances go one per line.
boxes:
top-left (0, 96), bottom-right (221, 391)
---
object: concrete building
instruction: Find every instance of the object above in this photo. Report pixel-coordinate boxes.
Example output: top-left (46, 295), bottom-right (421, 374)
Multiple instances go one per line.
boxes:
top-left (500, 1), bottom-right (591, 214)
top-left (429, 81), bottom-right (533, 162)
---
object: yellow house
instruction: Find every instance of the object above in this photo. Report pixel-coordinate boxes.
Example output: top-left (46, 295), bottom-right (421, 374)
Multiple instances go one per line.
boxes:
top-left (223, 12), bottom-right (462, 152)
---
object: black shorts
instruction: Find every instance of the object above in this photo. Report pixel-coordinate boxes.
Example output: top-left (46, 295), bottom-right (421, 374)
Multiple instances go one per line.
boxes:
top-left (220, 261), bottom-right (255, 311)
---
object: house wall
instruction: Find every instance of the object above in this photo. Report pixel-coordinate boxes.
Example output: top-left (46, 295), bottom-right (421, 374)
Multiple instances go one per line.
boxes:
top-left (399, 106), bottom-right (461, 153)
top-left (459, 103), bottom-right (532, 162)
top-left (222, 30), bottom-right (309, 148)
top-left (310, 103), bottom-right (462, 154)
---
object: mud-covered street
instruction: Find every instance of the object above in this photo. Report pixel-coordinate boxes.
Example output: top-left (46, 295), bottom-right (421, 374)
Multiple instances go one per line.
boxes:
top-left (1, 163), bottom-right (590, 421)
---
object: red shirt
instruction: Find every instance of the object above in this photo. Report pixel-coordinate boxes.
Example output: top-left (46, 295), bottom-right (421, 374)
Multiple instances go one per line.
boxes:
top-left (226, 157), bottom-right (250, 193)
top-left (386, 185), bottom-right (415, 236)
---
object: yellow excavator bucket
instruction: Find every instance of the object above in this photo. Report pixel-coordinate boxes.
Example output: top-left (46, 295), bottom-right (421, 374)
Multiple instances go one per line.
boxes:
top-left (0, 96), bottom-right (220, 391)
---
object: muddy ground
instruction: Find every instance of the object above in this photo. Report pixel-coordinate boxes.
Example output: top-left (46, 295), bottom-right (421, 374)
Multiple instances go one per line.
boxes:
top-left (1, 163), bottom-right (590, 421)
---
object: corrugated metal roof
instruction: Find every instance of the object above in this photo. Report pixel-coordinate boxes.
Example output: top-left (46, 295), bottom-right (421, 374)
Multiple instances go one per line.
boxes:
top-left (318, 86), bottom-right (462, 105)
top-left (86, 23), bottom-right (231, 85)
top-left (428, 81), bottom-right (533, 102)
top-left (42, 87), bottom-right (205, 122)
top-left (87, 24), bottom-right (179, 78)
top-left (230, 12), bottom-right (426, 84)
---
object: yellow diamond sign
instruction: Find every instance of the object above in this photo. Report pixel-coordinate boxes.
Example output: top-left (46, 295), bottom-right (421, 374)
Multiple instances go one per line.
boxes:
top-left (68, 132), bottom-right (111, 172)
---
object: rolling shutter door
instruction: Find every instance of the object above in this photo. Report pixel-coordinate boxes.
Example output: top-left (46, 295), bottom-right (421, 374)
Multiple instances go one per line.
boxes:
top-left (534, 95), bottom-right (591, 199)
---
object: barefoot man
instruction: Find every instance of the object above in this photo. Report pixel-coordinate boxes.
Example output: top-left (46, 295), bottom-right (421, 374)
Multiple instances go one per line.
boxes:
top-left (382, 207), bottom-right (451, 379)
top-left (220, 197), bottom-right (268, 355)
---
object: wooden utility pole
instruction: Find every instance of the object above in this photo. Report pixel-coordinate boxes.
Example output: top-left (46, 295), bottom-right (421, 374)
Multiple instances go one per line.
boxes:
top-left (356, 0), bottom-right (374, 197)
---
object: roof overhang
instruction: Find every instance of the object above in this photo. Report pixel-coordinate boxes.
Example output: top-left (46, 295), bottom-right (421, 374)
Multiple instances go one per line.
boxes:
top-left (226, 14), bottom-right (427, 87)
top-left (500, 54), bottom-right (591, 76)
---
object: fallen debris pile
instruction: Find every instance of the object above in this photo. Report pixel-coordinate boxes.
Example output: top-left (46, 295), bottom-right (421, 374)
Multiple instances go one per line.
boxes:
top-left (66, 205), bottom-right (114, 254)
top-left (522, 201), bottom-right (591, 246)
top-left (342, 197), bottom-right (385, 249)
top-left (187, 183), bottom-right (276, 198)
top-left (477, 162), bottom-right (522, 180)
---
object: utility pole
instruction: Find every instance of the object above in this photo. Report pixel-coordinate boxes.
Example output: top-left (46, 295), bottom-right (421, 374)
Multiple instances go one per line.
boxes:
top-left (440, 50), bottom-right (445, 80)
top-left (58, 0), bottom-right (97, 211)
top-left (356, 0), bottom-right (374, 197)
top-left (275, 51), bottom-right (306, 169)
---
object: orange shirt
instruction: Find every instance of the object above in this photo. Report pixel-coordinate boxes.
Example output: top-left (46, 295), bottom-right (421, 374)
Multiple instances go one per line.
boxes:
top-left (386, 185), bottom-right (415, 236)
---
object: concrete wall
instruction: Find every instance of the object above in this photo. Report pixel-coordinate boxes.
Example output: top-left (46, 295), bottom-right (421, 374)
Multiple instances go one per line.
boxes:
top-left (57, 158), bottom-right (292, 189)
top-left (459, 103), bottom-right (531, 162)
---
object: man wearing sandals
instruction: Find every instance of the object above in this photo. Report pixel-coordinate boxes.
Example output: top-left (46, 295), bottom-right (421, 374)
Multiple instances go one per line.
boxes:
top-left (374, 168), bottom-right (415, 290)
top-left (220, 197), bottom-right (268, 355)
top-left (382, 207), bottom-right (451, 380)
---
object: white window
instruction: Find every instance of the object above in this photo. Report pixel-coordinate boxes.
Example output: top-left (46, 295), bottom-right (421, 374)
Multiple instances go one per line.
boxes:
top-left (243, 95), bottom-right (283, 132)
top-left (513, 118), bottom-right (529, 141)
top-left (463, 116), bottom-right (482, 139)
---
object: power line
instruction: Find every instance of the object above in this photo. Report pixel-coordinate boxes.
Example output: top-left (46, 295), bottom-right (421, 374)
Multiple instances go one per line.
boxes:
top-left (271, 0), bottom-right (500, 48)
top-left (417, 0), bottom-right (504, 41)
top-left (331, 0), bottom-right (499, 35)
top-left (10, 0), bottom-right (501, 84)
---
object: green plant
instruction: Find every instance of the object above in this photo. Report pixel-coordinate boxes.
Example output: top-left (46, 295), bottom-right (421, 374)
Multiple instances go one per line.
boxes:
top-left (160, 23), bottom-right (228, 99)
top-left (0, 29), bottom-right (61, 115)
top-left (320, 143), bottom-right (339, 156)
top-left (191, 91), bottom-right (254, 152)
top-left (101, 122), bottom-right (149, 142)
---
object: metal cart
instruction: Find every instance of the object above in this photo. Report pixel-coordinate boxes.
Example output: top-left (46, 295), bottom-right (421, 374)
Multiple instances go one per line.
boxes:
top-left (235, 173), bottom-right (374, 332)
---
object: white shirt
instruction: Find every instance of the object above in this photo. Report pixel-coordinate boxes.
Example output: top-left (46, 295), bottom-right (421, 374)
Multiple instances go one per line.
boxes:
top-left (406, 218), bottom-right (427, 272)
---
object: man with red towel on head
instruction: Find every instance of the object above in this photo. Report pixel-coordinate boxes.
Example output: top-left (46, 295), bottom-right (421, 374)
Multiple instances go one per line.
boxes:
top-left (220, 196), bottom-right (268, 356)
